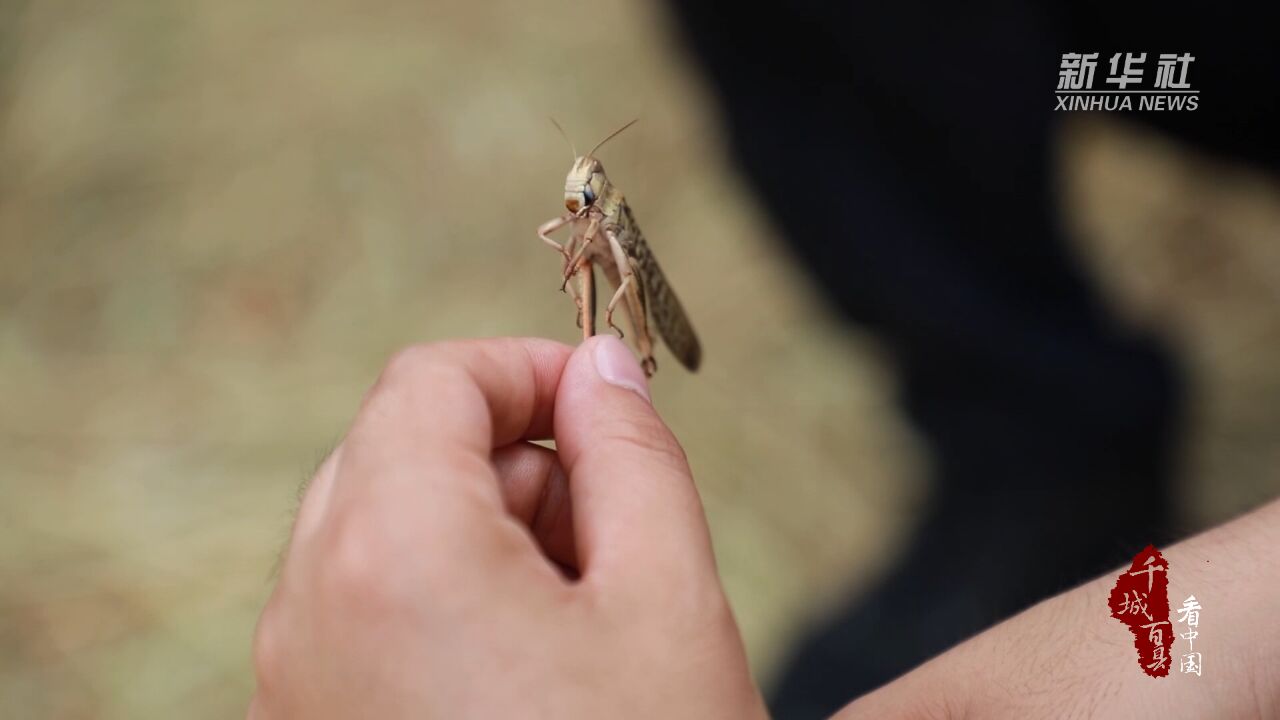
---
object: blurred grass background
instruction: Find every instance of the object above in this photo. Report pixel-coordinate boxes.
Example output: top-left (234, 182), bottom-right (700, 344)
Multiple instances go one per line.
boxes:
top-left (1, 1), bottom-right (1279, 717)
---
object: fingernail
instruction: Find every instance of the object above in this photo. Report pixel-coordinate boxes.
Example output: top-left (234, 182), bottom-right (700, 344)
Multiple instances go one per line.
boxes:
top-left (593, 336), bottom-right (651, 403)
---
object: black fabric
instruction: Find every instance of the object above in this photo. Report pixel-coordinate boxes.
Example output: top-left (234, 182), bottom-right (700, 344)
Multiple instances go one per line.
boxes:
top-left (658, 2), bottom-right (1278, 717)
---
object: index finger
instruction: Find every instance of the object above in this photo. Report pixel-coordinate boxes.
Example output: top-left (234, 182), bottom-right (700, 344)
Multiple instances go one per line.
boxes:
top-left (270, 339), bottom-right (578, 656)
top-left (360, 336), bottom-right (570, 446)
top-left (331, 337), bottom-right (572, 508)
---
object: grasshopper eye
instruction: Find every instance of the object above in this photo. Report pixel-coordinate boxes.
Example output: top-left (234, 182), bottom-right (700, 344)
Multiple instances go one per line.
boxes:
top-left (583, 185), bottom-right (596, 204)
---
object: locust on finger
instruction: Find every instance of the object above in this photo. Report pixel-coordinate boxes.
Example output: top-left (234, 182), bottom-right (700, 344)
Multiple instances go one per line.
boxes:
top-left (536, 119), bottom-right (701, 377)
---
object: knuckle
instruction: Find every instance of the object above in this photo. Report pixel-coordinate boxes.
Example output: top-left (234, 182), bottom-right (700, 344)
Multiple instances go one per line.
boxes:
top-left (363, 342), bottom-right (476, 418)
top-left (665, 576), bottom-right (738, 642)
top-left (678, 573), bottom-right (734, 624)
top-left (614, 570), bottom-right (734, 640)
top-left (376, 343), bottom-right (453, 392)
top-left (317, 506), bottom-right (407, 613)
top-left (251, 598), bottom-right (284, 693)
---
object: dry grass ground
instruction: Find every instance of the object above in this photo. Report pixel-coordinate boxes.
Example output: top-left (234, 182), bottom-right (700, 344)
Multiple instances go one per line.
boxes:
top-left (2, 2), bottom-right (1278, 717)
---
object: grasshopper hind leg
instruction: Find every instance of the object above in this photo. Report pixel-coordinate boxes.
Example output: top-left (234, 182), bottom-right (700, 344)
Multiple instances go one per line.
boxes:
top-left (602, 230), bottom-right (657, 376)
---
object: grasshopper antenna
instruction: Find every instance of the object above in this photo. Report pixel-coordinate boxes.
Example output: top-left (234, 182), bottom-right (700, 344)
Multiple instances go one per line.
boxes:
top-left (587, 118), bottom-right (639, 158)
top-left (549, 117), bottom-right (577, 161)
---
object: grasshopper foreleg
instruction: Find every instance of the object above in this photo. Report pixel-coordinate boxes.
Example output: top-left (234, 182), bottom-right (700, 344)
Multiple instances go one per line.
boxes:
top-left (559, 217), bottom-right (599, 292)
top-left (540, 214), bottom-right (588, 326)
top-left (537, 213), bottom-right (574, 263)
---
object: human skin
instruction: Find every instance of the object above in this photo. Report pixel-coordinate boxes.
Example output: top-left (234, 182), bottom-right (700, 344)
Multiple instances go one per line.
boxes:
top-left (248, 336), bottom-right (768, 719)
top-left (834, 497), bottom-right (1280, 719)
top-left (250, 334), bottom-right (1279, 719)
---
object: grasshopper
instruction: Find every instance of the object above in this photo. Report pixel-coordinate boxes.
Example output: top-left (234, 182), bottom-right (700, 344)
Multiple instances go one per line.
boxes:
top-left (536, 120), bottom-right (701, 377)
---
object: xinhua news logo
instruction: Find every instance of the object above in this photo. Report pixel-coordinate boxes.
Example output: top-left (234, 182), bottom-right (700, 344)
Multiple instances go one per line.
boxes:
top-left (1056, 53), bottom-right (1198, 112)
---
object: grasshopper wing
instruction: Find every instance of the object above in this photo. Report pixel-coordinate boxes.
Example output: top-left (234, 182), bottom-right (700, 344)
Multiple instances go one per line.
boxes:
top-left (636, 251), bottom-right (701, 372)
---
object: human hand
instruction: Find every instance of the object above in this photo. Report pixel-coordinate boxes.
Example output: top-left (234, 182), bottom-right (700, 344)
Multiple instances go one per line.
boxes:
top-left (248, 336), bottom-right (767, 719)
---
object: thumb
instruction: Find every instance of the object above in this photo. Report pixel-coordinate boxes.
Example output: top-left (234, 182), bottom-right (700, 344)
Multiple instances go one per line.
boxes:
top-left (553, 335), bottom-right (717, 587)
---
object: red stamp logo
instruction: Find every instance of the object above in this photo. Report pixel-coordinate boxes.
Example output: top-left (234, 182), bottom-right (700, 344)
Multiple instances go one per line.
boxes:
top-left (1108, 545), bottom-right (1172, 677)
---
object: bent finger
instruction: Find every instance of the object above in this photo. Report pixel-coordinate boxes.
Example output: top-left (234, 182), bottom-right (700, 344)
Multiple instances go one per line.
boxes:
top-left (491, 441), bottom-right (576, 570)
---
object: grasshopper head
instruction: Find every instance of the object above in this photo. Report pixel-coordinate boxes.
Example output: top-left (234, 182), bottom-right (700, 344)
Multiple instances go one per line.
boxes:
top-left (564, 156), bottom-right (605, 214)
